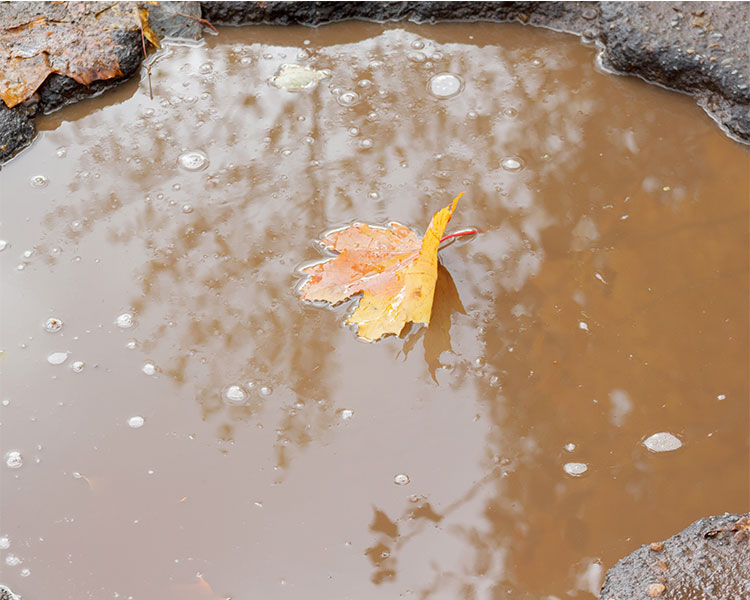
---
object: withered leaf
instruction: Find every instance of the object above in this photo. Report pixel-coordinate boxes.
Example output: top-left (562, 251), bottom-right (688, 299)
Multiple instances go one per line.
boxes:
top-left (299, 194), bottom-right (462, 341)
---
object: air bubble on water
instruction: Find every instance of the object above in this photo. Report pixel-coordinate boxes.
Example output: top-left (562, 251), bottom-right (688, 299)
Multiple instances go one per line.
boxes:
top-left (5, 554), bottom-right (22, 566)
top-left (500, 157), bottom-right (525, 172)
top-left (47, 351), bottom-right (69, 365)
top-left (199, 62), bottom-right (213, 74)
top-left (338, 409), bottom-right (354, 420)
top-left (427, 73), bottom-right (464, 99)
top-left (71, 361), bottom-right (85, 373)
top-left (182, 204), bottom-right (193, 214)
top-left (0, 240), bottom-right (7, 252)
top-left (5, 451), bottom-right (22, 469)
top-left (116, 313), bottom-right (135, 329)
top-left (348, 127), bottom-right (360, 137)
top-left (408, 51), bottom-right (426, 63)
top-left (0, 536), bottom-right (9, 549)
top-left (142, 362), bottom-right (157, 376)
top-left (178, 150), bottom-right (209, 172)
top-left (30, 175), bottom-right (48, 188)
top-left (70, 220), bottom-right (83, 232)
top-left (126, 339), bottom-right (138, 350)
top-left (410, 39), bottom-right (425, 50)
top-left (393, 473), bottom-right (410, 485)
top-left (56, 146), bottom-right (67, 157)
top-left (359, 138), bottom-right (373, 149)
top-left (44, 318), bottom-right (63, 333)
top-left (128, 416), bottom-right (145, 428)
top-left (564, 443), bottom-right (576, 452)
top-left (366, 111), bottom-right (379, 122)
top-left (303, 136), bottom-right (315, 145)
top-left (260, 386), bottom-right (272, 397)
top-left (336, 90), bottom-right (360, 107)
top-left (357, 78), bottom-right (372, 88)
top-left (20, 567), bottom-right (31, 577)
top-left (222, 384), bottom-right (248, 406)
top-left (504, 107), bottom-right (518, 118)
top-left (643, 432), bottom-right (682, 452)
top-left (578, 321), bottom-right (589, 332)
top-left (368, 192), bottom-right (380, 200)
top-left (468, 110), bottom-right (478, 119)
top-left (281, 148), bottom-right (292, 156)
top-left (563, 462), bottom-right (588, 476)
top-left (716, 394), bottom-right (726, 400)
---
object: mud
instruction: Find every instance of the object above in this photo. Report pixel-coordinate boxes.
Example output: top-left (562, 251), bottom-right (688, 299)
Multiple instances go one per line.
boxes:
top-left (1, 1), bottom-right (749, 163)
top-left (1, 21), bottom-right (747, 599)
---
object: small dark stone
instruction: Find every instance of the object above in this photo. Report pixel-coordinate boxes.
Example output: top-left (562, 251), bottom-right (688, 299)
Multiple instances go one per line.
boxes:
top-left (0, 102), bottom-right (36, 164)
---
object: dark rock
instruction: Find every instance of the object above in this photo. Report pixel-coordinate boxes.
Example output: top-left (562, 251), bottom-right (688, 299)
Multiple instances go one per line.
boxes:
top-left (598, 2), bottom-right (750, 143)
top-left (600, 513), bottom-right (750, 600)
top-left (0, 102), bottom-right (35, 164)
top-left (145, 1), bottom-right (203, 40)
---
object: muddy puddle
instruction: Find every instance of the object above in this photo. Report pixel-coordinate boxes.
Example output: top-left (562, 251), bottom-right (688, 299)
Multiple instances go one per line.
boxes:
top-left (1, 21), bottom-right (748, 600)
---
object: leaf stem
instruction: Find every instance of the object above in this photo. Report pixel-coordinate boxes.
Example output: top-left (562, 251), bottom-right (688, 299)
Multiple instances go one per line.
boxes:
top-left (439, 230), bottom-right (484, 243)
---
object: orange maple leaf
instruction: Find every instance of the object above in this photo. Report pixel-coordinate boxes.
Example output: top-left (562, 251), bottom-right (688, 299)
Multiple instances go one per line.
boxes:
top-left (299, 193), bottom-right (463, 341)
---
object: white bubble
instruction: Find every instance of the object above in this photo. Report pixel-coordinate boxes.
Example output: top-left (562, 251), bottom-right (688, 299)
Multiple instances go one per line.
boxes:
top-left (578, 321), bottom-right (589, 331)
top-left (56, 146), bottom-right (67, 157)
top-left (199, 62), bottom-right (213, 74)
top-left (44, 317), bottom-right (63, 332)
top-left (564, 443), bottom-right (576, 452)
top-left (128, 416), bottom-right (145, 428)
top-left (393, 473), bottom-right (410, 485)
top-left (181, 204), bottom-right (193, 214)
top-left (427, 73), bottom-right (464, 99)
top-left (30, 175), bottom-right (48, 188)
top-left (47, 351), bottom-right (69, 365)
top-left (178, 150), bottom-right (209, 172)
top-left (115, 313), bottom-right (134, 329)
top-left (5, 554), bottom-right (22, 566)
top-left (410, 39), bottom-right (425, 50)
top-left (716, 394), bottom-right (726, 400)
top-left (126, 339), bottom-right (138, 350)
top-left (358, 138), bottom-right (373, 149)
top-left (142, 362), bottom-right (157, 376)
top-left (70, 220), bottom-right (83, 232)
top-left (643, 432), bottom-right (682, 452)
top-left (501, 157), bottom-right (525, 172)
top-left (260, 386), bottom-right (272, 396)
top-left (0, 535), bottom-right (9, 549)
top-left (0, 240), bottom-right (7, 252)
top-left (336, 90), bottom-right (360, 107)
top-left (563, 462), bottom-right (588, 476)
top-left (20, 567), bottom-right (30, 577)
top-left (338, 409), bottom-right (354, 420)
top-left (222, 384), bottom-right (248, 405)
top-left (71, 361), bottom-right (85, 373)
top-left (5, 451), bottom-right (22, 469)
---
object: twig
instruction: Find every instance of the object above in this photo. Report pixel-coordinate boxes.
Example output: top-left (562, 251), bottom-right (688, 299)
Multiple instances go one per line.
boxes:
top-left (174, 11), bottom-right (219, 34)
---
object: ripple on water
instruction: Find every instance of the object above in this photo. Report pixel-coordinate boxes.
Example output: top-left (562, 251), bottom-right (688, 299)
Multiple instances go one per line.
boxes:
top-left (427, 73), bottom-right (464, 99)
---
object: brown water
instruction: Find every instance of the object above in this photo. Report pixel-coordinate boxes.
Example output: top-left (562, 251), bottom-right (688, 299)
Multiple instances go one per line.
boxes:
top-left (1, 21), bottom-right (748, 600)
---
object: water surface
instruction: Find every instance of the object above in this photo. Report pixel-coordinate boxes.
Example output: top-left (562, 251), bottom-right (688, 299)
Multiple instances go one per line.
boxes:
top-left (1, 21), bottom-right (748, 600)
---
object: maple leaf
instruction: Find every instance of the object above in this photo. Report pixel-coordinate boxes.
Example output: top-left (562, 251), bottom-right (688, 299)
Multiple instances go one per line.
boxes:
top-left (299, 193), bottom-right (463, 341)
